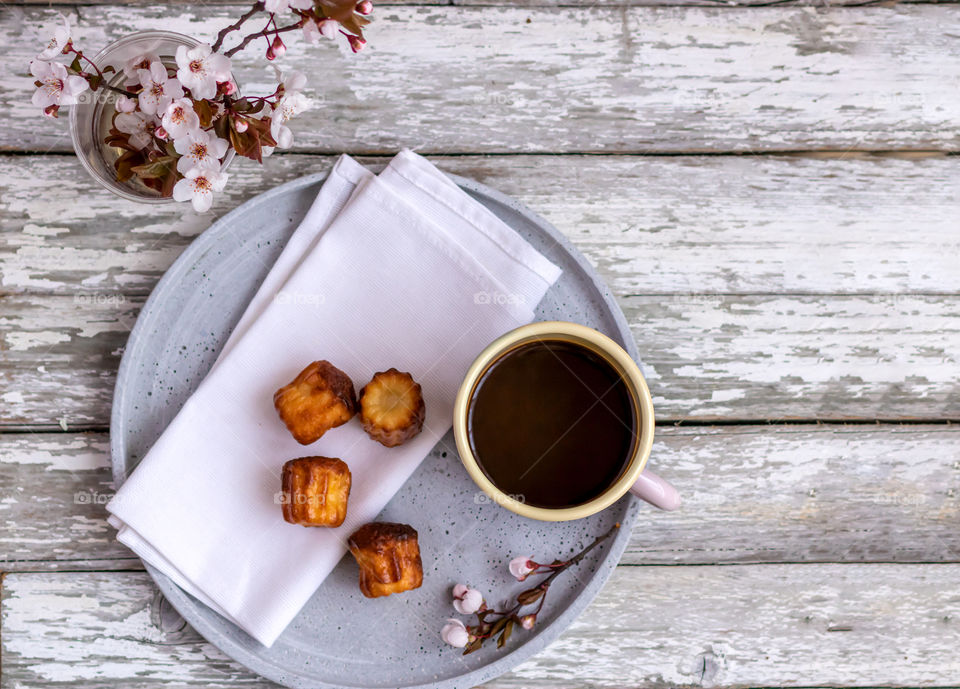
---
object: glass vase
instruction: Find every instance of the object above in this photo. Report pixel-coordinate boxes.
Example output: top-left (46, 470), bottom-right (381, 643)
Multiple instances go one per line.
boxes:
top-left (69, 31), bottom-right (234, 203)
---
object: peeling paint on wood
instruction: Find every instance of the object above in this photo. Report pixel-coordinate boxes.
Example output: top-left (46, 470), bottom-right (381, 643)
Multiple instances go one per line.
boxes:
top-left (2, 294), bottom-right (957, 427)
top-left (3, 154), bottom-right (960, 296)
top-left (1, 425), bottom-right (958, 570)
top-left (4, 565), bottom-right (960, 687)
top-left (4, 6), bottom-right (960, 153)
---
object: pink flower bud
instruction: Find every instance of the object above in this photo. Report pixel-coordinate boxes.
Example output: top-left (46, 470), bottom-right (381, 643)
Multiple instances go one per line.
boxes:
top-left (233, 117), bottom-right (249, 133)
top-left (155, 126), bottom-right (168, 140)
top-left (520, 614), bottom-right (536, 630)
top-left (347, 34), bottom-right (366, 53)
top-left (356, 0), bottom-right (373, 15)
top-left (271, 36), bottom-right (286, 58)
top-left (43, 104), bottom-right (60, 119)
top-left (318, 19), bottom-right (338, 39)
top-left (265, 46), bottom-right (276, 61)
top-left (440, 619), bottom-right (469, 648)
top-left (221, 81), bottom-right (237, 96)
top-left (115, 95), bottom-right (137, 113)
top-left (509, 556), bottom-right (536, 581)
top-left (452, 585), bottom-right (484, 615)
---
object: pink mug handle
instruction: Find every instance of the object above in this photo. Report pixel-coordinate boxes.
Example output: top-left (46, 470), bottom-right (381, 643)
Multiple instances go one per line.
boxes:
top-left (629, 469), bottom-right (681, 511)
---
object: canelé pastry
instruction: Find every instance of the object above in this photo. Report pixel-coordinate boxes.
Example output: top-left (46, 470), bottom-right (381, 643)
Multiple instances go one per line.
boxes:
top-left (348, 522), bottom-right (423, 598)
top-left (274, 361), bottom-right (357, 444)
top-left (281, 456), bottom-right (351, 527)
top-left (358, 369), bottom-right (425, 447)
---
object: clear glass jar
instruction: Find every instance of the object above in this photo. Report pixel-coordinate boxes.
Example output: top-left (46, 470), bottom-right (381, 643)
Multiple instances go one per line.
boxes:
top-left (69, 31), bottom-right (235, 203)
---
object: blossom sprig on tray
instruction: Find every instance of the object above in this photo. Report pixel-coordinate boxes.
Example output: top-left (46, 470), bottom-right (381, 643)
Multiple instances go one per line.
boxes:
top-left (29, 0), bottom-right (371, 210)
top-left (441, 523), bottom-right (620, 654)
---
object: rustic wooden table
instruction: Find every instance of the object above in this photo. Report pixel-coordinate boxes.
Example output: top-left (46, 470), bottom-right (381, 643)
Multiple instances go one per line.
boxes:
top-left (2, 0), bottom-right (959, 686)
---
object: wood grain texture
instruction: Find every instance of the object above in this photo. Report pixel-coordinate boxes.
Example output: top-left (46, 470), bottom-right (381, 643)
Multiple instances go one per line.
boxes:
top-left (5, 565), bottom-right (960, 687)
top-left (7, 0), bottom-right (959, 7)
top-left (5, 6), bottom-right (960, 153)
top-left (2, 425), bottom-right (957, 571)
top-left (4, 154), bottom-right (960, 297)
top-left (2, 293), bottom-right (958, 427)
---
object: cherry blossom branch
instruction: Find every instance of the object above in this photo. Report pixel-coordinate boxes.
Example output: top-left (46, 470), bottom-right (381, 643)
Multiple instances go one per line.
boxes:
top-left (212, 1), bottom-right (264, 53)
top-left (32, 2), bottom-right (368, 206)
top-left (65, 46), bottom-right (138, 97)
top-left (224, 20), bottom-right (303, 58)
top-left (442, 522), bottom-right (620, 654)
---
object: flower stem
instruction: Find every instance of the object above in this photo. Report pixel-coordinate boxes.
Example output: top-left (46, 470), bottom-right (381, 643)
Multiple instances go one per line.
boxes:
top-left (66, 47), bottom-right (138, 98)
top-left (224, 20), bottom-right (303, 58)
top-left (212, 1), bottom-right (264, 53)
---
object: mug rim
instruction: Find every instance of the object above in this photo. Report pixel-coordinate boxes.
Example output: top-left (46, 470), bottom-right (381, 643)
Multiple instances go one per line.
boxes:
top-left (453, 321), bottom-right (655, 522)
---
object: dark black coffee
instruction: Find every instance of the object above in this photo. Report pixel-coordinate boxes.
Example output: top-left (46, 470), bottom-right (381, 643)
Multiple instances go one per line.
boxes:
top-left (467, 339), bottom-right (637, 509)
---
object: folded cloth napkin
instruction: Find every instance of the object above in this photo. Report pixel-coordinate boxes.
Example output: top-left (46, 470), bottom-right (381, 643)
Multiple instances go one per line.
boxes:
top-left (106, 150), bottom-right (562, 647)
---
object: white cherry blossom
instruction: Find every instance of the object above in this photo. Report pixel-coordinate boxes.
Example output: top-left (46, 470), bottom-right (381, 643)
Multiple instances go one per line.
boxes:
top-left (37, 14), bottom-right (72, 60)
top-left (264, 0), bottom-right (312, 12)
top-left (273, 67), bottom-right (306, 95)
top-left (115, 95), bottom-right (137, 113)
top-left (173, 165), bottom-right (228, 212)
top-left (114, 111), bottom-right (155, 150)
top-left (122, 52), bottom-right (159, 88)
top-left (175, 44), bottom-right (231, 100)
top-left (319, 19), bottom-right (339, 39)
top-left (302, 18), bottom-right (338, 44)
top-left (137, 62), bottom-right (184, 116)
top-left (269, 91), bottom-right (311, 149)
top-left (174, 128), bottom-right (229, 173)
top-left (452, 584), bottom-right (484, 615)
top-left (161, 97), bottom-right (201, 139)
top-left (440, 619), bottom-right (469, 648)
top-left (30, 60), bottom-right (88, 112)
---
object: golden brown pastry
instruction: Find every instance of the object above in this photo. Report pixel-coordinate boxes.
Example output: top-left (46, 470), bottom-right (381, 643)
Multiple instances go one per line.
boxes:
top-left (348, 522), bottom-right (423, 598)
top-left (281, 456), bottom-right (351, 527)
top-left (274, 361), bottom-right (357, 444)
top-left (358, 369), bottom-right (425, 447)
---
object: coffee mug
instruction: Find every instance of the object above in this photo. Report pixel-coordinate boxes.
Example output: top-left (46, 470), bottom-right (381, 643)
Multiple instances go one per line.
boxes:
top-left (453, 321), bottom-right (680, 521)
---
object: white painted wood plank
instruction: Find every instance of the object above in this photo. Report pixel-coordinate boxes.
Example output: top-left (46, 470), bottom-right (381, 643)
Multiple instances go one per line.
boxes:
top-left (1, 425), bottom-right (958, 571)
top-left (4, 565), bottom-right (960, 687)
top-left (4, 6), bottom-right (960, 153)
top-left (4, 154), bottom-right (960, 297)
top-left (2, 294), bottom-right (958, 427)
top-left (6, 0), bottom-right (949, 6)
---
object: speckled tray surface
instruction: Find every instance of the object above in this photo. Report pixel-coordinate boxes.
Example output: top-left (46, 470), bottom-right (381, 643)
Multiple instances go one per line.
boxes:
top-left (110, 170), bottom-right (645, 689)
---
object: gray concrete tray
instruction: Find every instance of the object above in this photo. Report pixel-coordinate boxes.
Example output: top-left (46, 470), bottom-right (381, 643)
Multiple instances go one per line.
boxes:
top-left (110, 169), bottom-right (645, 689)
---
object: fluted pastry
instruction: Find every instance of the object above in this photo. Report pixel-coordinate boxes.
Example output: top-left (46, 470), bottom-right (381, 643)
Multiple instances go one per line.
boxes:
top-left (281, 456), bottom-right (351, 527)
top-left (358, 369), bottom-right (425, 447)
top-left (348, 522), bottom-right (423, 597)
top-left (274, 360), bottom-right (357, 445)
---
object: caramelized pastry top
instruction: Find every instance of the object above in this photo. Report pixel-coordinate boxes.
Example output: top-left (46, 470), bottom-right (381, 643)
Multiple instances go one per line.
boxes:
top-left (348, 522), bottom-right (423, 598)
top-left (274, 360), bottom-right (357, 445)
top-left (358, 369), bottom-right (425, 447)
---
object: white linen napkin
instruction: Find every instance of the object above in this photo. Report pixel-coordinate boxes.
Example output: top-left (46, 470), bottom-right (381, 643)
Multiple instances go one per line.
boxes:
top-left (106, 151), bottom-right (562, 647)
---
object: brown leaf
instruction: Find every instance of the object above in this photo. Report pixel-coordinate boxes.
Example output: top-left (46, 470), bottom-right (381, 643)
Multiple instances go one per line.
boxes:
top-left (488, 617), bottom-right (509, 638)
top-left (114, 149), bottom-right (145, 183)
top-left (214, 114), bottom-right (230, 140)
top-left (159, 168), bottom-right (178, 198)
top-left (193, 99), bottom-right (215, 128)
top-left (496, 619), bottom-right (514, 649)
top-left (316, 0), bottom-right (369, 37)
top-left (229, 126), bottom-right (263, 163)
top-left (516, 587), bottom-right (545, 606)
top-left (131, 155), bottom-right (177, 180)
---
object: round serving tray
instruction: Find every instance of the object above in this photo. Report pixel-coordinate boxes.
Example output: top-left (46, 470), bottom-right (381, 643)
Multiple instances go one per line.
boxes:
top-left (110, 170), bottom-right (645, 689)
